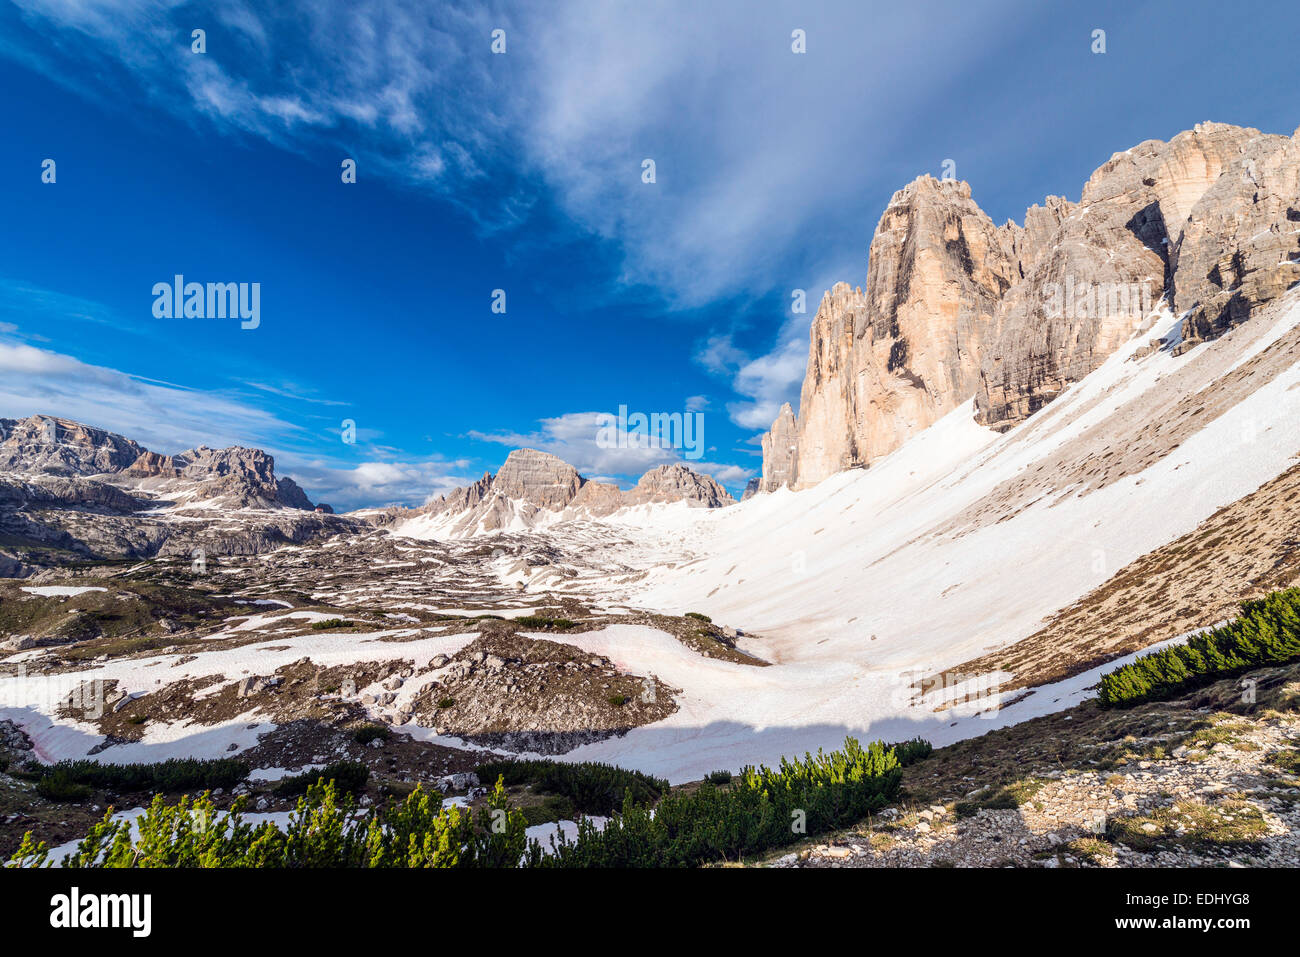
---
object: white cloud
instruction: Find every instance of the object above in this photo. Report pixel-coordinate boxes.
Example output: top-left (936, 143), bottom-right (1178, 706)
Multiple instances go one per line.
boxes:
top-left (0, 329), bottom-right (469, 511)
top-left (468, 409), bottom-right (753, 489)
top-left (275, 454), bottom-right (476, 511)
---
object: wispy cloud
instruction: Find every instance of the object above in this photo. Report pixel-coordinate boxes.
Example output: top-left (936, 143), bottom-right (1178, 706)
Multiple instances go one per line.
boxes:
top-left (468, 410), bottom-right (754, 491)
top-left (5, 0), bottom-right (1018, 305)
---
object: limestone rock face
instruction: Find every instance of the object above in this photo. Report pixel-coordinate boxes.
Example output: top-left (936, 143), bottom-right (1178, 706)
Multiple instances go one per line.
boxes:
top-left (492, 449), bottom-right (583, 509)
top-left (0, 415), bottom-right (314, 510)
top-left (759, 403), bottom-right (798, 492)
top-left (388, 452), bottom-right (735, 537)
top-left (0, 416), bottom-right (144, 476)
top-left (771, 176), bottom-right (1015, 490)
top-left (1171, 126), bottom-right (1300, 350)
top-left (568, 480), bottom-right (625, 514)
top-left (623, 464), bottom-right (734, 509)
top-left (124, 451), bottom-right (181, 478)
top-left (741, 477), bottom-right (760, 501)
top-left (976, 123), bottom-right (1267, 429)
top-left (0, 417), bottom-right (357, 574)
top-left (996, 195), bottom-right (1075, 280)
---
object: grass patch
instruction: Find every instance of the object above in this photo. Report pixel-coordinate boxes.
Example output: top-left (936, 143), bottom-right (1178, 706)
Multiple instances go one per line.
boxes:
top-left (520, 795), bottom-right (578, 827)
top-left (954, 778), bottom-right (1044, 818)
top-left (1107, 800), bottom-right (1269, 854)
top-left (685, 612), bottom-right (712, 623)
top-left (310, 618), bottom-right (352, 630)
top-left (1265, 748), bottom-right (1300, 774)
top-left (1064, 837), bottom-right (1116, 865)
top-left (352, 724), bottom-right (390, 746)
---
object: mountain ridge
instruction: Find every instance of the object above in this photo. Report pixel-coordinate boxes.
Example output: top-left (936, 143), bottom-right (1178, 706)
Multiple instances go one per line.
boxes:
top-left (376, 448), bottom-right (736, 540)
top-left (760, 121), bottom-right (1300, 491)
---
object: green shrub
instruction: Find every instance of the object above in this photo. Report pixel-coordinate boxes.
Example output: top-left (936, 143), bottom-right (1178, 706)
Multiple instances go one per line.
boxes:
top-left (514, 616), bottom-right (576, 630)
top-left (310, 618), bottom-right (352, 630)
top-left (475, 759), bottom-right (668, 816)
top-left (274, 761), bottom-right (370, 798)
top-left (1099, 588), bottom-right (1300, 707)
top-left (529, 737), bottom-right (903, 868)
top-left (705, 770), bottom-right (732, 785)
top-left (36, 769), bottom-right (92, 803)
top-left (889, 737), bottom-right (934, 766)
top-left (9, 777), bottom-right (528, 869)
top-left (36, 758), bottom-right (249, 794)
top-left (685, 612), bottom-right (712, 623)
top-left (437, 697), bottom-right (455, 709)
top-left (352, 724), bottom-right (390, 745)
top-left (11, 740), bottom-right (921, 869)
top-left (607, 694), bottom-right (628, 707)
top-left (521, 795), bottom-right (578, 826)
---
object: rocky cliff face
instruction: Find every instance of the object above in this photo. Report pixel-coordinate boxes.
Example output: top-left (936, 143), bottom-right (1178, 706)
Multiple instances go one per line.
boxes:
top-left (761, 122), bottom-right (1300, 488)
top-left (492, 449), bottom-right (584, 509)
top-left (0, 415), bottom-right (314, 510)
top-left (976, 123), bottom-right (1269, 430)
top-left (764, 176), bottom-right (1016, 489)
top-left (623, 464), bottom-right (734, 509)
top-left (759, 403), bottom-right (798, 492)
top-left (1171, 125), bottom-right (1300, 350)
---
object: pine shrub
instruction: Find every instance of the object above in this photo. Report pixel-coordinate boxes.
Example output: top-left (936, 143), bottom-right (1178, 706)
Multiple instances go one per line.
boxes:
top-left (1098, 588), bottom-right (1300, 707)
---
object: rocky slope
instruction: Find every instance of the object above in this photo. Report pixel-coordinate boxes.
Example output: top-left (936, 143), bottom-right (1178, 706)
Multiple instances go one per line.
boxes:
top-left (761, 122), bottom-right (1300, 490)
top-left (382, 449), bottom-right (735, 540)
top-left (763, 658), bottom-right (1300, 869)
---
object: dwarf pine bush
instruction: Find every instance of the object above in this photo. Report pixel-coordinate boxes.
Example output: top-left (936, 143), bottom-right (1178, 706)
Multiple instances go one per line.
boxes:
top-left (475, 759), bottom-right (668, 815)
top-left (9, 740), bottom-right (918, 869)
top-left (1098, 587), bottom-right (1300, 707)
top-left (35, 757), bottom-right (249, 795)
top-left (528, 737), bottom-right (903, 868)
top-left (8, 777), bottom-right (528, 869)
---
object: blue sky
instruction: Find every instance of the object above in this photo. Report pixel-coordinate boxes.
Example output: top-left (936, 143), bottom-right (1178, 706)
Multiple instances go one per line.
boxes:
top-left (1, 0), bottom-right (1297, 509)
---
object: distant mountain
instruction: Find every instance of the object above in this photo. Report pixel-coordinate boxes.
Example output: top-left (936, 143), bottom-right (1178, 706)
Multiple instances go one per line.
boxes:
top-left (373, 448), bottom-right (735, 540)
top-left (0, 415), bottom-right (349, 576)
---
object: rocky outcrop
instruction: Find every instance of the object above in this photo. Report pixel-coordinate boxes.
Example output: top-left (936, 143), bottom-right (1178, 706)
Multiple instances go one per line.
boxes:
top-left (492, 449), bottom-right (583, 508)
top-left (0, 415), bottom-right (144, 476)
top-left (761, 122), bottom-right (1300, 488)
top-left (767, 176), bottom-right (1016, 490)
top-left (976, 123), bottom-right (1265, 430)
top-left (759, 403), bottom-right (799, 492)
top-left (741, 477), bottom-right (760, 501)
top-left (622, 464), bottom-right (734, 509)
top-left (1171, 125), bottom-right (1300, 351)
top-left (386, 450), bottom-right (735, 538)
top-left (0, 415), bottom-right (349, 574)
